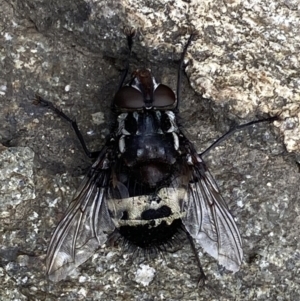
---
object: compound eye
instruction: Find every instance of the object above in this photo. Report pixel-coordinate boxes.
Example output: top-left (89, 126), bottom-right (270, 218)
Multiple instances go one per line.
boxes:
top-left (114, 86), bottom-right (144, 109)
top-left (153, 84), bottom-right (176, 107)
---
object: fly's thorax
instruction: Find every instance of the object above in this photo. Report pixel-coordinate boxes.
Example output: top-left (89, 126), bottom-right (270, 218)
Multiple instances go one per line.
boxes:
top-left (116, 110), bottom-right (182, 166)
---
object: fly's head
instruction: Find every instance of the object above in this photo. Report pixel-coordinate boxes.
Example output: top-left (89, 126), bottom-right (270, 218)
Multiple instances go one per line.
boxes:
top-left (114, 68), bottom-right (177, 111)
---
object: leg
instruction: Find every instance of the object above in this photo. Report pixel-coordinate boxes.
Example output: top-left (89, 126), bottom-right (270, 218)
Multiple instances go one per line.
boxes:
top-left (34, 95), bottom-right (100, 159)
top-left (200, 115), bottom-right (279, 157)
top-left (176, 32), bottom-right (197, 110)
top-left (185, 230), bottom-right (206, 287)
top-left (116, 27), bottom-right (136, 91)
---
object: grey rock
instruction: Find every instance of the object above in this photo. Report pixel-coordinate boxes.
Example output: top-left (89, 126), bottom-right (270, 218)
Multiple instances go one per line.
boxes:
top-left (0, 0), bottom-right (299, 300)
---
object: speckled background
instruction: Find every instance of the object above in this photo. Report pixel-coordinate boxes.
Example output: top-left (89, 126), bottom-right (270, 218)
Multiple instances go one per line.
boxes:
top-left (0, 0), bottom-right (299, 300)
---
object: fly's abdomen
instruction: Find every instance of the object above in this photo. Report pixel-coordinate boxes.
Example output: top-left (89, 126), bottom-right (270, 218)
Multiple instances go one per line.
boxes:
top-left (108, 187), bottom-right (188, 249)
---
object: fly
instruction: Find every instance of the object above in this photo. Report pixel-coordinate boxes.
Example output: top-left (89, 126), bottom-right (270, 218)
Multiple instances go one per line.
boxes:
top-left (35, 28), bottom-right (277, 284)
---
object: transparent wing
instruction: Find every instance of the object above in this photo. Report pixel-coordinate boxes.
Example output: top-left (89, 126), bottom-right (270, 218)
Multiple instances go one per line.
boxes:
top-left (46, 148), bottom-right (115, 282)
top-left (183, 153), bottom-right (243, 272)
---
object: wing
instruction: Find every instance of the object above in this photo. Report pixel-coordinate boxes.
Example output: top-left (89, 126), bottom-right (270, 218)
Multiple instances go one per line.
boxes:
top-left (46, 147), bottom-right (115, 282)
top-left (183, 151), bottom-right (243, 272)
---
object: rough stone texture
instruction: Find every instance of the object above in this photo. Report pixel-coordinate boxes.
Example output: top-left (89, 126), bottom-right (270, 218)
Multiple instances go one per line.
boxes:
top-left (0, 146), bottom-right (35, 212)
top-left (0, 0), bottom-right (299, 300)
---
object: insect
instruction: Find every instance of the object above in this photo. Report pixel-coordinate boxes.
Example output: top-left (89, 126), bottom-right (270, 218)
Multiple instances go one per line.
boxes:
top-left (35, 29), bottom-right (276, 283)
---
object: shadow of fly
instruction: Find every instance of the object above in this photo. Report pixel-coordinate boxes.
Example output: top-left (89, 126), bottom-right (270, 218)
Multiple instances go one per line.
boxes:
top-left (34, 28), bottom-right (277, 285)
